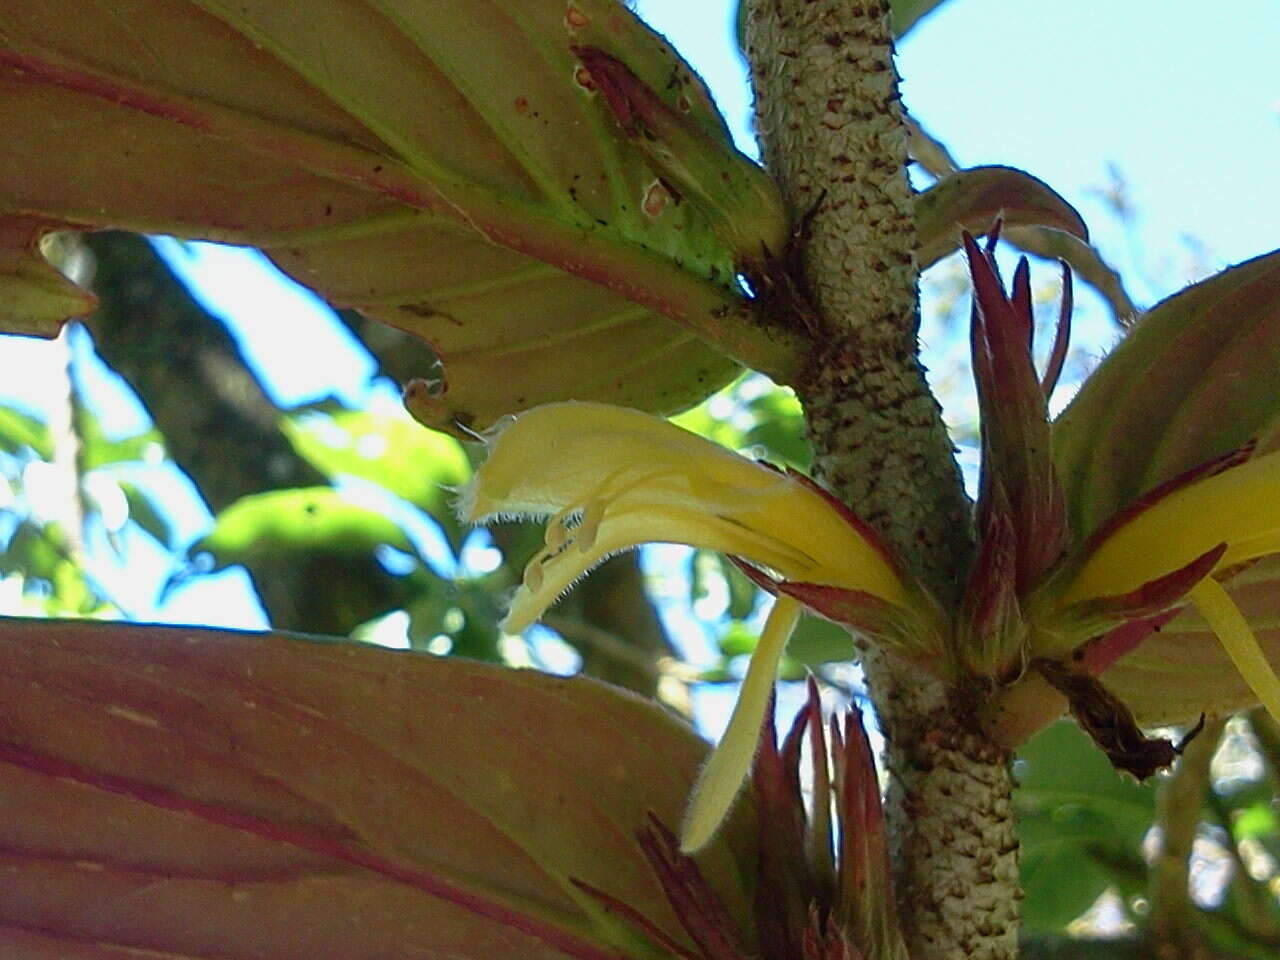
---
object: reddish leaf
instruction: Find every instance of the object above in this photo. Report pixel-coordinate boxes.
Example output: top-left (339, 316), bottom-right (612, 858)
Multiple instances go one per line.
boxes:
top-left (915, 166), bottom-right (1088, 271)
top-left (0, 216), bottom-right (96, 337)
top-left (750, 691), bottom-right (813, 958)
top-left (0, 618), bottom-right (751, 958)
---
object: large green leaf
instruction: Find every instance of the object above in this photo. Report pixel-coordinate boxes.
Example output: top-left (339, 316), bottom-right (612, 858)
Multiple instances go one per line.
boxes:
top-left (1016, 720), bottom-right (1154, 931)
top-left (0, 1), bottom-right (806, 433)
top-left (1054, 249), bottom-right (1280, 540)
top-left (0, 617), bottom-right (752, 958)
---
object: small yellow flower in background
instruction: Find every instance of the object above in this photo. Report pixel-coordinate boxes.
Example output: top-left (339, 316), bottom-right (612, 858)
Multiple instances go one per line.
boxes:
top-left (461, 401), bottom-right (911, 851)
top-left (1051, 449), bottom-right (1280, 721)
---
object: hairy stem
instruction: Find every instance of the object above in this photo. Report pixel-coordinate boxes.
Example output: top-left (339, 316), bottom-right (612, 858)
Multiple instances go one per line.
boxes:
top-left (743, 3), bottom-right (1017, 957)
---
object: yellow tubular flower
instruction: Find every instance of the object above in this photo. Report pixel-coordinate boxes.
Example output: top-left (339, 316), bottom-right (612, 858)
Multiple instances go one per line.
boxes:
top-left (1060, 449), bottom-right (1280, 721)
top-left (461, 401), bottom-right (909, 850)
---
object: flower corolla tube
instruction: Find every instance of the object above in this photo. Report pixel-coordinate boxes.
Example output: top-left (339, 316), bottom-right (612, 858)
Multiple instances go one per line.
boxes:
top-left (460, 401), bottom-right (913, 851)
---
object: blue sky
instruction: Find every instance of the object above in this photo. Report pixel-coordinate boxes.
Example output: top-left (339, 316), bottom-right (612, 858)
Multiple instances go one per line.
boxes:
top-left (639, 0), bottom-right (1277, 293)
top-left (1, 0), bottom-right (1276, 642)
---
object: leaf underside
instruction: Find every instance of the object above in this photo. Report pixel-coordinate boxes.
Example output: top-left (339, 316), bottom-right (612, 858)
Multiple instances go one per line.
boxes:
top-left (0, 0), bottom-right (758, 432)
top-left (1104, 556), bottom-right (1280, 725)
top-left (0, 617), bottom-right (752, 959)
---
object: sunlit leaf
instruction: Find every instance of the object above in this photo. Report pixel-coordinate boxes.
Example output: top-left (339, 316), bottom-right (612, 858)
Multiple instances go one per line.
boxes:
top-left (743, 388), bottom-right (810, 471)
top-left (0, 521), bottom-right (98, 614)
top-left (0, 617), bottom-right (751, 958)
top-left (0, 0), bottom-right (810, 434)
top-left (1016, 720), bottom-right (1154, 931)
top-left (282, 409), bottom-right (469, 546)
top-left (73, 404), bottom-right (163, 472)
top-left (717, 613), bottom-right (852, 678)
top-left (786, 616), bottom-right (854, 671)
top-left (1232, 803), bottom-right (1278, 841)
top-left (1055, 249), bottom-right (1280, 540)
top-left (719, 553), bottom-right (758, 621)
top-left (671, 377), bottom-right (809, 471)
top-left (0, 403), bottom-right (53, 459)
top-left (191, 487), bottom-right (415, 567)
top-left (118, 478), bottom-right (174, 548)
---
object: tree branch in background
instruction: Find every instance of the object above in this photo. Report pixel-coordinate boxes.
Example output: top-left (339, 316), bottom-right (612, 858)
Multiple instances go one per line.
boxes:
top-left (81, 231), bottom-right (411, 634)
top-left (1148, 715), bottom-right (1227, 958)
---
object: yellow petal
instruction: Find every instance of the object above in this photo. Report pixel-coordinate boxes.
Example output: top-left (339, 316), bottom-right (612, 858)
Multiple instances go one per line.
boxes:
top-left (464, 402), bottom-right (905, 631)
top-left (505, 502), bottom-right (813, 632)
top-left (1062, 450), bottom-right (1280, 605)
top-left (1188, 577), bottom-right (1280, 723)
top-left (680, 595), bottom-right (802, 853)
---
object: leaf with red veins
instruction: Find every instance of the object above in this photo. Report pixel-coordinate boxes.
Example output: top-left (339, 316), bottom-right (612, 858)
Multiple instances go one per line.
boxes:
top-left (569, 878), bottom-right (700, 960)
top-left (0, 618), bottom-right (751, 960)
top-left (571, 46), bottom-right (788, 267)
top-left (0, 216), bottom-right (97, 336)
top-left (0, 0), bottom-right (808, 431)
top-left (1099, 555), bottom-right (1280, 725)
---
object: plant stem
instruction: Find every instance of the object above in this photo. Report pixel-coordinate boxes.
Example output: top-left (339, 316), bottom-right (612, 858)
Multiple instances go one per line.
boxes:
top-left (742, 3), bottom-right (1019, 957)
top-left (1148, 715), bottom-right (1225, 958)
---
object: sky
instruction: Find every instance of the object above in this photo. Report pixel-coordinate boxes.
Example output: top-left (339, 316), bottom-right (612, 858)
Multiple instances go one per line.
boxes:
top-left (0, 0), bottom-right (1276, 706)
top-left (639, 0), bottom-right (1279, 278)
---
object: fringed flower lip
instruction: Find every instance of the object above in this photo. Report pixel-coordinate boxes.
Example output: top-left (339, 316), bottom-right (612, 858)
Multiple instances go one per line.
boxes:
top-left (460, 401), bottom-right (928, 852)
